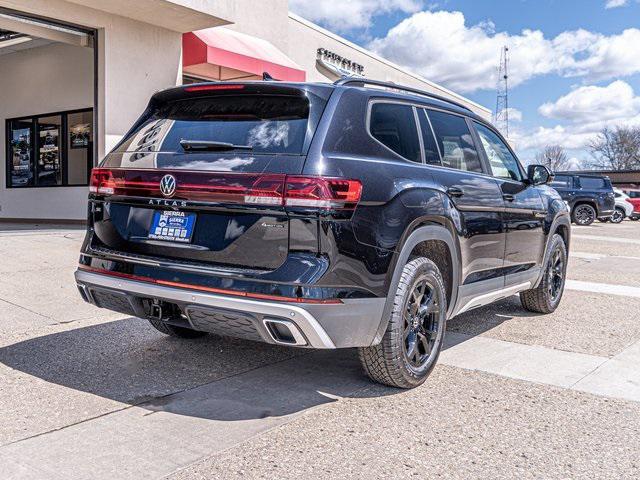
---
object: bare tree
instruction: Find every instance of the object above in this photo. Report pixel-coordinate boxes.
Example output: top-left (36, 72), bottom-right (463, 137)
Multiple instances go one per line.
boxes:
top-left (589, 126), bottom-right (640, 170)
top-left (535, 145), bottom-right (569, 172)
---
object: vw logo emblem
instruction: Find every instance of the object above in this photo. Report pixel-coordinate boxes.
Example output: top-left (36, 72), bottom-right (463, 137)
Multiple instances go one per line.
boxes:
top-left (159, 174), bottom-right (177, 197)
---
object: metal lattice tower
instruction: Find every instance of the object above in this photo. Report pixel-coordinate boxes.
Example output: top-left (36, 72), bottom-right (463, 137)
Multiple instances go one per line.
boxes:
top-left (493, 46), bottom-right (509, 137)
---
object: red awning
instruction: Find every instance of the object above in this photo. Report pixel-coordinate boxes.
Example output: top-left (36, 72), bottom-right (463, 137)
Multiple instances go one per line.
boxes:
top-left (183, 28), bottom-right (306, 82)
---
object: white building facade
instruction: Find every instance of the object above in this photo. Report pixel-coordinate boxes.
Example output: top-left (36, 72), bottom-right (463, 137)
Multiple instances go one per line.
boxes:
top-left (0, 0), bottom-right (490, 221)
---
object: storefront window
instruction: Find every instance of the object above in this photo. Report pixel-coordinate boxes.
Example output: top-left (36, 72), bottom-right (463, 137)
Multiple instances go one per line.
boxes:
top-left (8, 119), bottom-right (35, 188)
top-left (37, 115), bottom-right (62, 186)
top-left (5, 108), bottom-right (93, 188)
top-left (67, 111), bottom-right (93, 185)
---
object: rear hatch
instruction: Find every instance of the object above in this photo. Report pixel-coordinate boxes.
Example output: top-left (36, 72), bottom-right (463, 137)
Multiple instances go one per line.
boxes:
top-left (89, 83), bottom-right (333, 270)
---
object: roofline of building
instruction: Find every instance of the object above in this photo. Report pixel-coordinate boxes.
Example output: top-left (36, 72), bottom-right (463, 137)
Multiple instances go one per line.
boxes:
top-left (287, 12), bottom-right (491, 116)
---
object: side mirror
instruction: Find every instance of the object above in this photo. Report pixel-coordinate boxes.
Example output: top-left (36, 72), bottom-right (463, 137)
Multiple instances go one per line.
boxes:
top-left (527, 164), bottom-right (554, 186)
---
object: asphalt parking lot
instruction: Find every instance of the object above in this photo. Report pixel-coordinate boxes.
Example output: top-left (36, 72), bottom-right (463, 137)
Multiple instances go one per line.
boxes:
top-left (1, 221), bottom-right (639, 479)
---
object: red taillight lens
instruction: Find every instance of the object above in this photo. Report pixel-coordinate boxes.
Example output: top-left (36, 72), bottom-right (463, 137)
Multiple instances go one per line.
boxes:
top-left (89, 168), bottom-right (115, 195)
top-left (284, 177), bottom-right (362, 210)
top-left (184, 84), bottom-right (245, 92)
top-left (89, 169), bottom-right (362, 210)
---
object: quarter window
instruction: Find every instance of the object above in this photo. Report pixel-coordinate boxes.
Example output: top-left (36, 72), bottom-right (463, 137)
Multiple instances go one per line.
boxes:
top-left (417, 109), bottom-right (442, 166)
top-left (579, 177), bottom-right (606, 189)
top-left (369, 103), bottom-right (421, 163)
top-left (474, 122), bottom-right (523, 181)
top-left (426, 110), bottom-right (483, 173)
top-left (550, 175), bottom-right (572, 188)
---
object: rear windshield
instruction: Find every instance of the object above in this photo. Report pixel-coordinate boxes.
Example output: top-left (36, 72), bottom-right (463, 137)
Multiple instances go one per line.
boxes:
top-left (112, 94), bottom-right (314, 157)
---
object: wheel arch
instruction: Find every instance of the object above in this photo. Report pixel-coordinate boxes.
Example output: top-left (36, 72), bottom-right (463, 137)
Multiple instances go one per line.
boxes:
top-left (371, 224), bottom-right (461, 346)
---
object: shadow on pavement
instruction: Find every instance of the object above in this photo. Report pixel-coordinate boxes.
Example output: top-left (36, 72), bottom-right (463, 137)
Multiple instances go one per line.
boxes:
top-left (447, 295), bottom-right (539, 337)
top-left (0, 317), bottom-right (400, 422)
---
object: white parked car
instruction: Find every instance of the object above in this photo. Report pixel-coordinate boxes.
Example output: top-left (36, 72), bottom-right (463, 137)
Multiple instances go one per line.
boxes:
top-left (603, 188), bottom-right (635, 223)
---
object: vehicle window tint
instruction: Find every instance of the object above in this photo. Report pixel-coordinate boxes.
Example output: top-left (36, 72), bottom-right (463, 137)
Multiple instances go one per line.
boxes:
top-left (628, 191), bottom-right (640, 198)
top-left (579, 177), bottom-right (606, 189)
top-left (369, 103), bottom-right (421, 163)
top-left (426, 110), bottom-right (483, 173)
top-left (550, 175), bottom-right (572, 188)
top-left (474, 122), bottom-right (522, 181)
top-left (112, 95), bottom-right (312, 156)
top-left (417, 109), bottom-right (442, 165)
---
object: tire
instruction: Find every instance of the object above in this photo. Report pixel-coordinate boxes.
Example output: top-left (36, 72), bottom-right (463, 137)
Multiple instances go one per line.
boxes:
top-left (358, 257), bottom-right (447, 389)
top-left (572, 203), bottom-right (597, 226)
top-left (631, 216), bottom-right (639, 221)
top-left (520, 234), bottom-right (567, 314)
top-left (610, 208), bottom-right (625, 224)
top-left (148, 319), bottom-right (208, 338)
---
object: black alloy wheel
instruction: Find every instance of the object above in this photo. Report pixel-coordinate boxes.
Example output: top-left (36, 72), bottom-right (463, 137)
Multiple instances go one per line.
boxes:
top-left (573, 204), bottom-right (596, 226)
top-left (546, 245), bottom-right (565, 303)
top-left (520, 233), bottom-right (567, 314)
top-left (402, 276), bottom-right (441, 370)
top-left (359, 257), bottom-right (447, 389)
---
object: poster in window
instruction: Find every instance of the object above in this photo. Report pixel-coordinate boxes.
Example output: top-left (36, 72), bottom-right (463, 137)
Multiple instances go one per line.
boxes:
top-left (9, 123), bottom-right (33, 187)
top-left (70, 122), bottom-right (91, 149)
top-left (38, 123), bottom-right (60, 185)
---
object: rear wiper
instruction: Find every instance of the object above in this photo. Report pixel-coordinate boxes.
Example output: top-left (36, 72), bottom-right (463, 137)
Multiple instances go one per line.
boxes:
top-left (180, 139), bottom-right (253, 152)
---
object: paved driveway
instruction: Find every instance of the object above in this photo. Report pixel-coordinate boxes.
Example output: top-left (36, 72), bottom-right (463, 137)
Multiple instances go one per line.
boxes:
top-left (1, 222), bottom-right (639, 479)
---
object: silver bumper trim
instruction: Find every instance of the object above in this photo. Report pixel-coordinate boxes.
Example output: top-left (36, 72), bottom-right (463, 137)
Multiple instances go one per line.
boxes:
top-left (75, 270), bottom-right (337, 348)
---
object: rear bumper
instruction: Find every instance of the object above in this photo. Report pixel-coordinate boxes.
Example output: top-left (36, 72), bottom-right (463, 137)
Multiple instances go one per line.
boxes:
top-left (75, 270), bottom-right (385, 349)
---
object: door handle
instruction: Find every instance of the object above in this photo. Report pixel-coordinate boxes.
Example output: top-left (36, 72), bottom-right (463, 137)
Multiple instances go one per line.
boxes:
top-left (503, 193), bottom-right (515, 202)
top-left (447, 187), bottom-right (464, 198)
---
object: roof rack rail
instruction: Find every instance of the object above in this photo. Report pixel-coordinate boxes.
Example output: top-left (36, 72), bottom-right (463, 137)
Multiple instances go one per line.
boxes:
top-left (334, 77), bottom-right (472, 113)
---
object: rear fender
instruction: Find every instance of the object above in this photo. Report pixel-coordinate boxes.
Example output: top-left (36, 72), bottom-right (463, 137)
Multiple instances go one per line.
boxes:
top-left (371, 225), bottom-right (460, 345)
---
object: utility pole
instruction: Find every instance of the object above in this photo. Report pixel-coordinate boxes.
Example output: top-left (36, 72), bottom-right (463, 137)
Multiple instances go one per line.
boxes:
top-left (493, 46), bottom-right (509, 138)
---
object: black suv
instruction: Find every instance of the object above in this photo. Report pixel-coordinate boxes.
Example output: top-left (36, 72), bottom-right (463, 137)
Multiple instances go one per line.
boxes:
top-left (75, 79), bottom-right (570, 388)
top-left (550, 173), bottom-right (615, 225)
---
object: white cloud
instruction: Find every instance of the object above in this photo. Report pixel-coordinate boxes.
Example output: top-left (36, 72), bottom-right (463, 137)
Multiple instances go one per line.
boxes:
top-left (505, 108), bottom-right (523, 122)
top-left (368, 10), bottom-right (640, 93)
top-left (605, 0), bottom-right (628, 8)
top-left (539, 80), bottom-right (640, 122)
top-left (514, 81), bottom-right (640, 151)
top-left (288, 0), bottom-right (423, 32)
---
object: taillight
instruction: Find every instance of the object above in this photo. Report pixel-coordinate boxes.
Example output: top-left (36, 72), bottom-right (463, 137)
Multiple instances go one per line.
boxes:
top-left (89, 168), bottom-right (115, 195)
top-left (88, 169), bottom-right (362, 211)
top-left (284, 176), bottom-right (362, 210)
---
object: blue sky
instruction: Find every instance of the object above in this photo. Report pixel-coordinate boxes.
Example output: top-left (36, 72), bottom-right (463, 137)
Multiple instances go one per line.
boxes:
top-left (290, 0), bottom-right (640, 167)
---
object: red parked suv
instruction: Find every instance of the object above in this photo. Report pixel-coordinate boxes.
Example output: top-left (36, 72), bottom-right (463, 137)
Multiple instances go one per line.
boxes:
top-left (624, 190), bottom-right (640, 220)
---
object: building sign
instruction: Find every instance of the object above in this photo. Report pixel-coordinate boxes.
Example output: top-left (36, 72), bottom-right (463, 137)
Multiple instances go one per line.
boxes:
top-left (316, 48), bottom-right (364, 77)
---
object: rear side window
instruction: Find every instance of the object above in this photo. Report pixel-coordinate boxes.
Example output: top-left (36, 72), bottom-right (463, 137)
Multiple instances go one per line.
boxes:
top-left (369, 103), bottom-right (421, 163)
top-left (112, 94), bottom-right (312, 156)
top-left (550, 175), bottom-right (572, 188)
top-left (426, 110), bottom-right (483, 173)
top-left (579, 177), bottom-right (606, 189)
top-left (628, 191), bottom-right (640, 198)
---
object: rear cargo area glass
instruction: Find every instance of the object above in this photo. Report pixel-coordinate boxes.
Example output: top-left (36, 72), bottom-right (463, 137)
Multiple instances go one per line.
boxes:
top-left (112, 94), bottom-right (312, 160)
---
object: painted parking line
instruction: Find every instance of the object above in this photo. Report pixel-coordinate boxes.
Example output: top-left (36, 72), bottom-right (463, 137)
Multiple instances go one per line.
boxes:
top-left (565, 280), bottom-right (640, 298)
top-left (441, 333), bottom-right (640, 404)
top-left (570, 251), bottom-right (640, 260)
top-left (569, 251), bottom-right (607, 260)
top-left (572, 234), bottom-right (637, 244)
top-left (440, 333), bottom-right (607, 389)
top-left (574, 339), bottom-right (640, 401)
